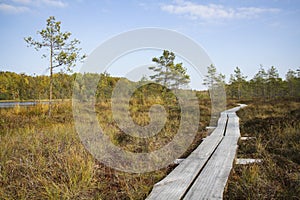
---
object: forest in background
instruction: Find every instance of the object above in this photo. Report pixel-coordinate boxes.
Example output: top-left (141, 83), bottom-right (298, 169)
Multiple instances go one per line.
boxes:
top-left (1, 11), bottom-right (299, 199)
top-left (0, 65), bottom-right (299, 101)
top-left (1, 65), bottom-right (299, 199)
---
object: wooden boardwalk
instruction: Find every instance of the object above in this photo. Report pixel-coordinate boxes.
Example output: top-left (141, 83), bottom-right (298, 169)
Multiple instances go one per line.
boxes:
top-left (147, 105), bottom-right (246, 200)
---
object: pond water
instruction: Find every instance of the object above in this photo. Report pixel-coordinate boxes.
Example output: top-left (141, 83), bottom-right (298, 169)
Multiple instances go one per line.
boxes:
top-left (0, 101), bottom-right (48, 108)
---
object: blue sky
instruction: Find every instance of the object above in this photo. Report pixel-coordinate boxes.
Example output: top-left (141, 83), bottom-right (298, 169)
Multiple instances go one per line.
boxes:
top-left (0, 0), bottom-right (300, 88)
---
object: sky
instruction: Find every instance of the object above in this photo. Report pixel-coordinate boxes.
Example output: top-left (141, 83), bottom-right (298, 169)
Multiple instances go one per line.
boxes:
top-left (0, 0), bottom-right (300, 89)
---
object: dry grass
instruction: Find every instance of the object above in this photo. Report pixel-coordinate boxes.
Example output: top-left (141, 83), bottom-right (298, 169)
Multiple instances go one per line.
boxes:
top-left (0, 91), bottom-right (215, 199)
top-left (224, 99), bottom-right (300, 199)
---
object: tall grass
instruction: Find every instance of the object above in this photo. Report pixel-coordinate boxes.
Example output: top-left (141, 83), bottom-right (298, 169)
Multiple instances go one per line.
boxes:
top-left (0, 92), bottom-right (214, 199)
top-left (0, 103), bottom-right (99, 199)
top-left (224, 99), bottom-right (300, 199)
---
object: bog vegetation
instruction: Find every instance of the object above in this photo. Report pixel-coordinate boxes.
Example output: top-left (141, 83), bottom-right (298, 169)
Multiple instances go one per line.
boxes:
top-left (1, 65), bottom-right (299, 101)
top-left (1, 15), bottom-right (299, 200)
top-left (1, 64), bottom-right (299, 199)
top-left (0, 89), bottom-right (213, 199)
top-left (224, 99), bottom-right (300, 199)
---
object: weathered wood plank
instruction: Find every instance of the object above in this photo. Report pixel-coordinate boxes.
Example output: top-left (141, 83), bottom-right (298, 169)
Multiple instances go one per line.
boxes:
top-left (183, 111), bottom-right (240, 200)
top-left (236, 158), bottom-right (263, 165)
top-left (240, 137), bottom-right (256, 141)
top-left (146, 105), bottom-right (244, 200)
top-left (146, 113), bottom-right (228, 200)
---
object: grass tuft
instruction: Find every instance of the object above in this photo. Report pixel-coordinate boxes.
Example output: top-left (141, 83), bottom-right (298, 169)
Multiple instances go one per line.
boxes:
top-left (224, 99), bottom-right (300, 199)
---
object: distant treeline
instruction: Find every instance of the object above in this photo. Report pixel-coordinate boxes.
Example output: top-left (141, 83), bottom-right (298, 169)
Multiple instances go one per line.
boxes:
top-left (0, 66), bottom-right (300, 101)
top-left (226, 66), bottom-right (300, 100)
top-left (0, 71), bottom-right (75, 100)
top-left (0, 71), bottom-right (119, 101)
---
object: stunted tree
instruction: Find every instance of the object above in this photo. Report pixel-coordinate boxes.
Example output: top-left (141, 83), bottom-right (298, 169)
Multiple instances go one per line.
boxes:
top-left (25, 16), bottom-right (85, 116)
top-left (149, 50), bottom-right (174, 88)
top-left (203, 64), bottom-right (225, 91)
top-left (251, 66), bottom-right (267, 99)
top-left (267, 66), bottom-right (281, 99)
top-left (229, 67), bottom-right (247, 99)
top-left (285, 68), bottom-right (300, 98)
top-left (149, 50), bottom-right (190, 89)
top-left (170, 63), bottom-right (190, 89)
top-left (203, 64), bottom-right (226, 125)
top-left (286, 69), bottom-right (297, 97)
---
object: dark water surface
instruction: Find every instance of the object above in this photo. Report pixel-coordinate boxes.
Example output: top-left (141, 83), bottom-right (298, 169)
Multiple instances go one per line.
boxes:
top-left (0, 101), bottom-right (48, 108)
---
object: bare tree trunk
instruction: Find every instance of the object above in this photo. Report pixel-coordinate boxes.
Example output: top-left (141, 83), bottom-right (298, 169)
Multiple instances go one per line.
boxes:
top-left (49, 68), bottom-right (53, 117)
top-left (48, 42), bottom-right (53, 117)
top-left (238, 84), bottom-right (241, 100)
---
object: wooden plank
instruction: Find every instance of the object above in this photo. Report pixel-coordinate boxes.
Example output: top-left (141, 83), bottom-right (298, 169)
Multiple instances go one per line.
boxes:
top-left (146, 114), bottom-right (228, 200)
top-left (240, 137), bottom-right (256, 141)
top-left (183, 110), bottom-right (240, 200)
top-left (174, 159), bottom-right (185, 164)
top-left (147, 105), bottom-right (244, 200)
top-left (236, 158), bottom-right (263, 165)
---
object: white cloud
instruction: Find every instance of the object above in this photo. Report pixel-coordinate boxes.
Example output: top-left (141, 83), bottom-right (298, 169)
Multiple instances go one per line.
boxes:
top-left (5, 0), bottom-right (67, 9)
top-left (161, 0), bottom-right (280, 20)
top-left (0, 3), bottom-right (29, 13)
top-left (12, 0), bottom-right (33, 4)
top-left (0, 0), bottom-right (68, 14)
top-left (39, 0), bottom-right (67, 8)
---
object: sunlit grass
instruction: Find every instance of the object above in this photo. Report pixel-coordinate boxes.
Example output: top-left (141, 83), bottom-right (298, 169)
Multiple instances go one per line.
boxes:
top-left (224, 99), bottom-right (300, 199)
top-left (0, 123), bottom-right (97, 199)
top-left (0, 91), bottom-right (214, 199)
